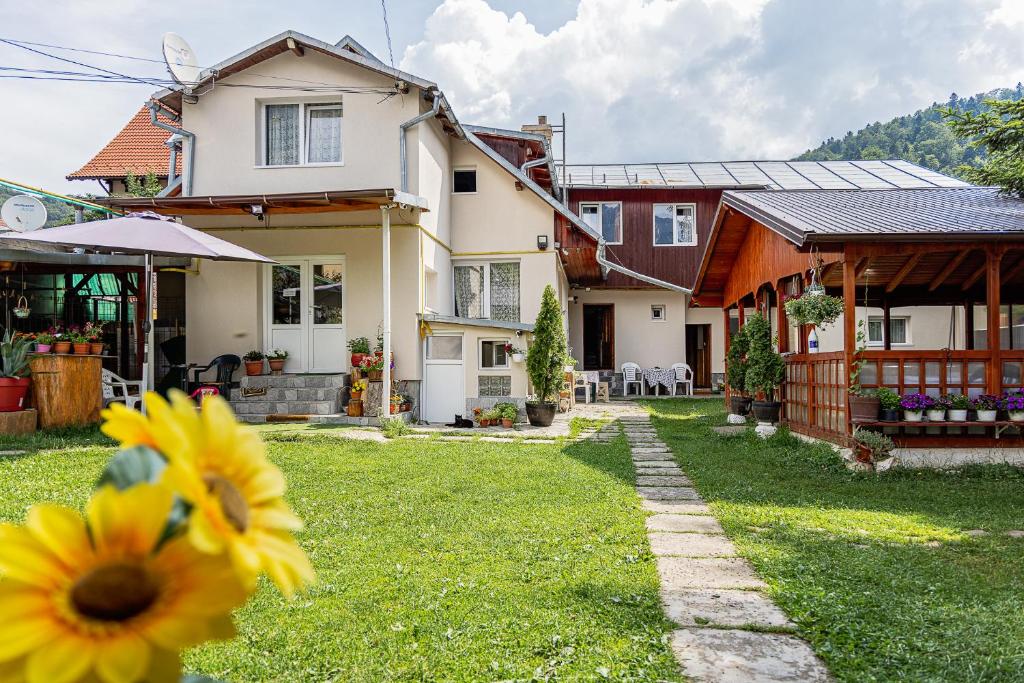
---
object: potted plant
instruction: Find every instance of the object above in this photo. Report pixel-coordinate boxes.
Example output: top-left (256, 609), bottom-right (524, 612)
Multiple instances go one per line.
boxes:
top-left (84, 322), bottom-right (105, 355)
top-left (1002, 392), bottom-right (1024, 422)
top-left (348, 337), bottom-right (371, 370)
top-left (926, 395), bottom-right (948, 422)
top-left (900, 393), bottom-right (932, 422)
top-left (848, 320), bottom-right (880, 422)
top-left (783, 291), bottom-right (844, 328)
top-left (267, 349), bottom-right (288, 374)
top-left (945, 393), bottom-right (971, 421)
top-left (0, 330), bottom-right (32, 412)
top-left (350, 378), bottom-right (367, 401)
top-left (390, 393), bottom-right (403, 414)
top-left (506, 344), bottom-right (525, 363)
top-left (496, 402), bottom-right (518, 428)
top-left (525, 285), bottom-right (569, 427)
top-left (877, 387), bottom-right (901, 422)
top-left (473, 407), bottom-right (487, 427)
top-left (972, 394), bottom-right (999, 422)
top-left (243, 350), bottom-right (264, 376)
top-left (68, 326), bottom-right (91, 355)
top-left (33, 331), bottom-right (53, 354)
top-left (402, 394), bottom-right (413, 412)
top-left (359, 353), bottom-right (385, 381)
top-left (743, 313), bottom-right (785, 424)
top-left (726, 324), bottom-right (752, 416)
top-left (853, 428), bottom-right (895, 469)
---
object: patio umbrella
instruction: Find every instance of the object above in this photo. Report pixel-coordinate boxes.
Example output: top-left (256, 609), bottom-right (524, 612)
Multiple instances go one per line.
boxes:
top-left (0, 212), bottom-right (273, 409)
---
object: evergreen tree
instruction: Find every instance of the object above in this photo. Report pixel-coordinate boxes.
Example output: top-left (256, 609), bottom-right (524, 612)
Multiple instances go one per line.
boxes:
top-left (526, 285), bottom-right (569, 404)
top-left (944, 98), bottom-right (1024, 196)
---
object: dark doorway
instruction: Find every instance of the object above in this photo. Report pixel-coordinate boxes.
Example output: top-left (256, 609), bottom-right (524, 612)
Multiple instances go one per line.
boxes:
top-left (685, 324), bottom-right (712, 388)
top-left (583, 304), bottom-right (614, 370)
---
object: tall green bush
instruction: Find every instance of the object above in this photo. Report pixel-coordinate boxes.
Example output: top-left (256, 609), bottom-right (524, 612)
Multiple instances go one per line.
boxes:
top-left (526, 285), bottom-right (569, 404)
top-left (725, 324), bottom-right (749, 394)
top-left (743, 313), bottom-right (785, 402)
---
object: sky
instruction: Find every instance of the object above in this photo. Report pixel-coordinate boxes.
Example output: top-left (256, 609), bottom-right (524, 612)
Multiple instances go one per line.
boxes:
top-left (2, 0), bottom-right (1024, 195)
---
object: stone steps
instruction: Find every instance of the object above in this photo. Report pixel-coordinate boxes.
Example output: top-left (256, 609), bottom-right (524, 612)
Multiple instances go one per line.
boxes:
top-left (231, 373), bottom-right (348, 422)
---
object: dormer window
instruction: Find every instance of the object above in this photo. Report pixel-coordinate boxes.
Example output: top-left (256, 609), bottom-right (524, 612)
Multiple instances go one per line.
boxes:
top-left (262, 101), bottom-right (343, 166)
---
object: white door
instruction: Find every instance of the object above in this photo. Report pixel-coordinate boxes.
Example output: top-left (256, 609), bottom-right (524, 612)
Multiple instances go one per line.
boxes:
top-left (266, 257), bottom-right (346, 373)
top-left (423, 334), bottom-right (465, 423)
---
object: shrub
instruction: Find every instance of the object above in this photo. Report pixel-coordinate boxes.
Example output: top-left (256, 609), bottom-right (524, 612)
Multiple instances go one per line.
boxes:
top-left (854, 428), bottom-right (895, 462)
top-left (380, 417), bottom-right (411, 438)
top-left (725, 324), bottom-right (750, 394)
top-left (526, 285), bottom-right (569, 404)
top-left (743, 313), bottom-right (785, 402)
top-left (876, 387), bottom-right (901, 410)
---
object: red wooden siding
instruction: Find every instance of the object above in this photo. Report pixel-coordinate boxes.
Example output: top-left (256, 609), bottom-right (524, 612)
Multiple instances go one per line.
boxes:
top-left (565, 188), bottom-right (723, 289)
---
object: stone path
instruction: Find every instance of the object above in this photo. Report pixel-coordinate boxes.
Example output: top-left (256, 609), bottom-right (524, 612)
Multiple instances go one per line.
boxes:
top-left (618, 414), bottom-right (832, 682)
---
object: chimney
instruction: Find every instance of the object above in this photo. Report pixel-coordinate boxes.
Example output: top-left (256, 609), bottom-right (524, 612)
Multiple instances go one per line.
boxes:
top-left (522, 115), bottom-right (553, 143)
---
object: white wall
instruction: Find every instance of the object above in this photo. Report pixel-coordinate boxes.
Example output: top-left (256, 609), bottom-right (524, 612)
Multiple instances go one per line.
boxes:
top-left (815, 306), bottom-right (967, 352)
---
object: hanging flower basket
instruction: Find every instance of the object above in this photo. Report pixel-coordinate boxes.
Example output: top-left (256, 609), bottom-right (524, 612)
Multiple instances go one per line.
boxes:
top-left (784, 293), bottom-right (844, 328)
top-left (12, 296), bottom-right (30, 319)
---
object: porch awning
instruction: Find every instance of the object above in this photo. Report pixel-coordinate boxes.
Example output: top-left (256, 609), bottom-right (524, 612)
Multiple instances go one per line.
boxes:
top-left (94, 189), bottom-right (429, 217)
top-left (420, 313), bottom-right (534, 333)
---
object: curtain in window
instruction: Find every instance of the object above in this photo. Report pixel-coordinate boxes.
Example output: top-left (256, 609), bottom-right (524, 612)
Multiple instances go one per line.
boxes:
top-left (675, 206), bottom-right (695, 244)
top-left (489, 262), bottom-right (520, 322)
top-left (454, 265), bottom-right (485, 318)
top-left (266, 104), bottom-right (300, 165)
top-left (307, 106), bottom-right (342, 163)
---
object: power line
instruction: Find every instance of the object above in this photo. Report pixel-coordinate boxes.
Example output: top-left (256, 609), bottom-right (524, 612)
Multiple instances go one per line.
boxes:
top-left (380, 0), bottom-right (396, 68)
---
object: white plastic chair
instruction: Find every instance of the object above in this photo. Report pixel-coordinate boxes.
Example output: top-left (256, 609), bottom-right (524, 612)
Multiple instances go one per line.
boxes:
top-left (102, 368), bottom-right (144, 411)
top-left (621, 362), bottom-right (643, 397)
top-left (671, 363), bottom-right (694, 396)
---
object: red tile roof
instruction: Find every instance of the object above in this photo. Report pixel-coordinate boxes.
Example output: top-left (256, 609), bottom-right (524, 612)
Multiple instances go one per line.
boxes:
top-left (67, 105), bottom-right (183, 180)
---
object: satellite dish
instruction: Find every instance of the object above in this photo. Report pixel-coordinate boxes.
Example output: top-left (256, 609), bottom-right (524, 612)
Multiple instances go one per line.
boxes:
top-left (162, 33), bottom-right (202, 87)
top-left (1, 195), bottom-right (47, 232)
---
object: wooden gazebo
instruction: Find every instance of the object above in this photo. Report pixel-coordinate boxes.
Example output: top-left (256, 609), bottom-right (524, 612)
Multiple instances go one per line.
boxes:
top-left (693, 186), bottom-right (1024, 446)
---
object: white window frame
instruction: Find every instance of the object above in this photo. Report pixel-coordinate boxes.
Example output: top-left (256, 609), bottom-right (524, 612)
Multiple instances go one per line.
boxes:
top-left (867, 316), bottom-right (911, 346)
top-left (479, 338), bottom-right (511, 370)
top-left (652, 203), bottom-right (697, 247)
top-left (452, 166), bottom-right (478, 195)
top-left (259, 99), bottom-right (344, 168)
top-left (579, 202), bottom-right (623, 245)
top-left (453, 260), bottom-right (520, 321)
top-left (651, 304), bottom-right (667, 322)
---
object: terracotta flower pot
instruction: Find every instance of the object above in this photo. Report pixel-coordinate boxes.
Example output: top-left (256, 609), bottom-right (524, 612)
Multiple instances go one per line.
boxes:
top-left (268, 358), bottom-right (286, 374)
top-left (501, 418), bottom-right (514, 428)
top-left (72, 343), bottom-right (91, 355)
top-left (479, 418), bottom-right (490, 427)
top-left (53, 341), bottom-right (71, 354)
top-left (351, 353), bottom-right (366, 369)
top-left (89, 342), bottom-right (104, 355)
top-left (0, 377), bottom-right (30, 412)
top-left (244, 360), bottom-right (264, 376)
top-left (350, 390), bottom-right (362, 401)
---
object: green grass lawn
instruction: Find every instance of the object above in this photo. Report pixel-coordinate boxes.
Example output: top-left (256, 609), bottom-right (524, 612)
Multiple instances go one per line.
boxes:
top-left (0, 427), bottom-right (679, 681)
top-left (646, 398), bottom-right (1024, 682)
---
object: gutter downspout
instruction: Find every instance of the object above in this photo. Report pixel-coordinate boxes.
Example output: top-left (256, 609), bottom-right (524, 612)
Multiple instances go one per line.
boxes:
top-left (400, 92), bottom-right (441, 193)
top-left (147, 101), bottom-right (195, 196)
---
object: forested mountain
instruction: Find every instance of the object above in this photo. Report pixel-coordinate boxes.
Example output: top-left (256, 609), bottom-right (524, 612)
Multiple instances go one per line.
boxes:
top-left (795, 86), bottom-right (1024, 178)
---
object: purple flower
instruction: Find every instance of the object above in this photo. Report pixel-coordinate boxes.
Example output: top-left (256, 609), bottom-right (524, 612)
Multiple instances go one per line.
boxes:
top-left (899, 393), bottom-right (934, 411)
top-left (1001, 393), bottom-right (1024, 412)
top-left (972, 394), bottom-right (1000, 410)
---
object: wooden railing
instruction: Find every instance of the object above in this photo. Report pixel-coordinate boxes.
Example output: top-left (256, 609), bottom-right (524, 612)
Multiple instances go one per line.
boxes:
top-left (783, 350), bottom-right (1024, 442)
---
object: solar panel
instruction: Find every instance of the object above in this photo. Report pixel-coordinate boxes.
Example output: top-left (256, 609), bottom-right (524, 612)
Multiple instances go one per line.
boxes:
top-left (885, 160), bottom-right (971, 187)
top-left (754, 162), bottom-right (818, 190)
top-left (657, 164), bottom-right (703, 186)
top-left (631, 164), bottom-right (666, 185)
top-left (786, 162), bottom-right (857, 189)
top-left (722, 162), bottom-right (774, 187)
top-left (690, 163), bottom-right (739, 186)
top-left (818, 161), bottom-right (895, 189)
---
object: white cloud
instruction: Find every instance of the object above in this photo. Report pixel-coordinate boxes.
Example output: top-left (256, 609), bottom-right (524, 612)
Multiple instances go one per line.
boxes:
top-left (402, 0), bottom-right (1024, 163)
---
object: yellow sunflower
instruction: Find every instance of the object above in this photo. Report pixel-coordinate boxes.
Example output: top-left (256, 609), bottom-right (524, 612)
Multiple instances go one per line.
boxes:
top-left (0, 483), bottom-right (247, 683)
top-left (101, 391), bottom-right (315, 597)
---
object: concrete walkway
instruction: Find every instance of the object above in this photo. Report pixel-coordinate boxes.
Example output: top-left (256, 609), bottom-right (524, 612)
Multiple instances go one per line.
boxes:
top-left (607, 410), bottom-right (832, 682)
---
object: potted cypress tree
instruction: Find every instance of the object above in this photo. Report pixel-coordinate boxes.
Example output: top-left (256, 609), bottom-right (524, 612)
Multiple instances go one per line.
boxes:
top-left (726, 324), bottom-right (751, 416)
top-left (525, 285), bottom-right (569, 427)
top-left (743, 313), bottom-right (785, 424)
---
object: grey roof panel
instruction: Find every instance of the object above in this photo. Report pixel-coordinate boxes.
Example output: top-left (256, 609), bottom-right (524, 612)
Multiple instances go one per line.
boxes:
top-left (722, 187), bottom-right (1024, 242)
top-left (559, 159), bottom-right (964, 190)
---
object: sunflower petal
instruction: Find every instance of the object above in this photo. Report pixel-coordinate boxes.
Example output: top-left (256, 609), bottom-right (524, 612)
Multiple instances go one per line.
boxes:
top-left (26, 636), bottom-right (93, 683)
top-left (0, 526), bottom-right (67, 588)
top-left (186, 508), bottom-right (227, 555)
top-left (100, 403), bottom-right (156, 448)
top-left (0, 656), bottom-right (25, 683)
top-left (0, 618), bottom-right (55, 664)
top-left (87, 484), bottom-right (172, 556)
top-left (25, 505), bottom-right (90, 568)
top-left (95, 633), bottom-right (149, 683)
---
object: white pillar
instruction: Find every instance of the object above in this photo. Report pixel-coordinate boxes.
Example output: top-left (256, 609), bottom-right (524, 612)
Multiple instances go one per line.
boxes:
top-left (143, 252), bottom-right (155, 413)
top-left (381, 205), bottom-right (392, 419)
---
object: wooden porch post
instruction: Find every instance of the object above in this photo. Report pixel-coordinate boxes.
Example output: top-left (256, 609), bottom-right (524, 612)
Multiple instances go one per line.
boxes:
top-left (842, 254), bottom-right (857, 436)
top-left (723, 306), bottom-right (732, 406)
top-left (965, 298), bottom-right (975, 350)
top-left (738, 301), bottom-right (746, 327)
top-left (986, 248), bottom-right (1003, 395)
top-left (882, 299), bottom-right (892, 351)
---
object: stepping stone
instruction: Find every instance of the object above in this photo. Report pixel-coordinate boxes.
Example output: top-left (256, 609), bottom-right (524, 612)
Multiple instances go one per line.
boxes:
top-left (633, 452), bottom-right (677, 461)
top-left (643, 499), bottom-right (712, 515)
top-left (636, 467), bottom-right (685, 476)
top-left (1006, 530), bottom-right (1024, 538)
top-left (635, 460), bottom-right (681, 469)
top-left (520, 439), bottom-right (556, 444)
top-left (663, 590), bottom-right (793, 629)
top-left (637, 475), bottom-right (692, 487)
top-left (647, 514), bottom-right (724, 534)
top-left (657, 557), bottom-right (767, 590)
top-left (713, 426), bottom-right (747, 437)
top-left (649, 532), bottom-right (736, 557)
top-left (964, 529), bottom-right (989, 537)
top-left (638, 487), bottom-right (700, 501)
top-left (438, 435), bottom-right (473, 441)
top-left (632, 447), bottom-right (672, 454)
top-left (671, 628), bottom-right (831, 683)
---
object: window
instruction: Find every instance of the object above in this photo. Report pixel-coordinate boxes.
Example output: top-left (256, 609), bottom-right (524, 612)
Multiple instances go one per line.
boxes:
top-left (651, 305), bottom-right (666, 322)
top-left (653, 203), bottom-right (696, 246)
top-left (453, 168), bottom-right (477, 193)
top-left (480, 340), bottom-right (509, 369)
top-left (580, 202), bottom-right (622, 244)
top-left (454, 261), bottom-right (520, 322)
top-left (867, 316), bottom-right (909, 345)
top-left (262, 101), bottom-right (342, 166)
top-left (426, 335), bottom-right (462, 360)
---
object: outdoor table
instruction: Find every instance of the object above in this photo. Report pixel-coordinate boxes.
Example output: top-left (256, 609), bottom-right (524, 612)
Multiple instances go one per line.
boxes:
top-left (28, 354), bottom-right (105, 429)
top-left (642, 367), bottom-right (675, 395)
